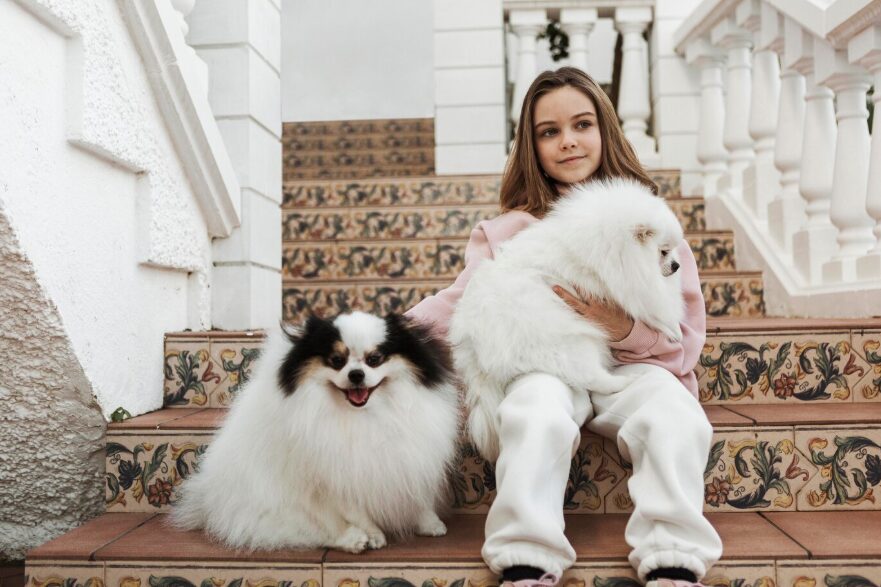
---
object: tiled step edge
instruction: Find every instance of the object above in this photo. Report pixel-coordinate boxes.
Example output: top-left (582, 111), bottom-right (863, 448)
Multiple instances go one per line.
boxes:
top-left (105, 405), bottom-right (881, 514)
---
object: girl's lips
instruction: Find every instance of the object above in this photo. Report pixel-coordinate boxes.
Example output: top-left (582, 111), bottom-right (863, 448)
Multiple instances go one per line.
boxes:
top-left (559, 155), bottom-right (585, 164)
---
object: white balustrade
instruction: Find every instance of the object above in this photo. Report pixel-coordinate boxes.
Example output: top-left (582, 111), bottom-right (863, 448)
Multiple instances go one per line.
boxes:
top-left (815, 41), bottom-right (874, 282)
top-left (712, 18), bottom-right (755, 199)
top-left (853, 25), bottom-right (881, 279)
top-left (169, 0), bottom-right (208, 95)
top-left (686, 39), bottom-right (727, 197)
top-left (509, 10), bottom-right (547, 126)
top-left (560, 9), bottom-right (598, 72)
top-left (739, 0), bottom-right (781, 221)
top-left (615, 7), bottom-right (658, 164)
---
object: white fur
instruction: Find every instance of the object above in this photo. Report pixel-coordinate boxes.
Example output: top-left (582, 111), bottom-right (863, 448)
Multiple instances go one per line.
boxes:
top-left (172, 312), bottom-right (460, 552)
top-left (449, 178), bottom-right (685, 461)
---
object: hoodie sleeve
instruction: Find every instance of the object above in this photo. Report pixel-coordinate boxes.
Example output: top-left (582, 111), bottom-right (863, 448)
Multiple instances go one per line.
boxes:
top-left (609, 239), bottom-right (706, 380)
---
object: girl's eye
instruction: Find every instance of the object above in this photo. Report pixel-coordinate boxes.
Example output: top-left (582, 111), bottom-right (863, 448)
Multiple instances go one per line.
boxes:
top-left (329, 355), bottom-right (346, 369)
top-left (576, 120), bottom-right (592, 129)
top-left (538, 128), bottom-right (558, 138)
top-left (366, 353), bottom-right (384, 368)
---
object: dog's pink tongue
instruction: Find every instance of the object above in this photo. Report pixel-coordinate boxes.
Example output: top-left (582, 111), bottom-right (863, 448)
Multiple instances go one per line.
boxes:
top-left (347, 387), bottom-right (370, 405)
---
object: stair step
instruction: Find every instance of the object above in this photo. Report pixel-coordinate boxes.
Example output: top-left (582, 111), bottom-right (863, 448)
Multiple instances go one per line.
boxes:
top-left (163, 319), bottom-right (881, 409)
top-left (25, 512), bottom-right (881, 587)
top-left (283, 170), bottom-right (683, 209)
top-left (279, 271), bottom-right (763, 322)
top-left (281, 198), bottom-right (706, 242)
top-left (105, 404), bottom-right (881, 514)
top-left (280, 232), bottom-right (735, 281)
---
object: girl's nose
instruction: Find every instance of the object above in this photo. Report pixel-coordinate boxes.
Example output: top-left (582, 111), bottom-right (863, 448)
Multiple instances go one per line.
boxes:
top-left (560, 131), bottom-right (577, 149)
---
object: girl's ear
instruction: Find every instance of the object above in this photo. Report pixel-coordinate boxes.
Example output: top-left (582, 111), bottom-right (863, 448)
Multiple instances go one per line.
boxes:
top-left (633, 225), bottom-right (655, 243)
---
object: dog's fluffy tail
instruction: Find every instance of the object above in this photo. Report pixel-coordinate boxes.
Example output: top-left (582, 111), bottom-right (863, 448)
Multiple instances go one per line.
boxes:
top-left (463, 373), bottom-right (505, 462)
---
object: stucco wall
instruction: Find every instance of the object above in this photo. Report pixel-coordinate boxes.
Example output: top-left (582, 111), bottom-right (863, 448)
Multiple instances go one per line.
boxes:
top-left (281, 0), bottom-right (434, 122)
top-left (0, 203), bottom-right (105, 561)
top-left (0, 0), bottom-right (212, 422)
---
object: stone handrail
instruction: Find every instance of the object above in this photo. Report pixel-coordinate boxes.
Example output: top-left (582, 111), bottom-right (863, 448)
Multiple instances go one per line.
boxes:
top-left (674, 0), bottom-right (881, 300)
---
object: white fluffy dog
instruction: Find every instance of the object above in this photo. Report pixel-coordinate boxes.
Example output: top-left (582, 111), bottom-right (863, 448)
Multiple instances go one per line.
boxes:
top-left (449, 178), bottom-right (685, 460)
top-left (172, 312), bottom-right (460, 552)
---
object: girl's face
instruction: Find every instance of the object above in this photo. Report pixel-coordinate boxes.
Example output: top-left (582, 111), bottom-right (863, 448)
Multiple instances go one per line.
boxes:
top-left (533, 86), bottom-right (602, 186)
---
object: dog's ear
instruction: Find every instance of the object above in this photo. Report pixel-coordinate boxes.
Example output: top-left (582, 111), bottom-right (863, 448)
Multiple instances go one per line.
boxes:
top-left (279, 320), bottom-right (303, 341)
top-left (633, 224), bottom-right (655, 243)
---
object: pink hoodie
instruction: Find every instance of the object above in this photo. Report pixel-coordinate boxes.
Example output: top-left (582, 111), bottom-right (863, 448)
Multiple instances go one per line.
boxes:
top-left (404, 210), bottom-right (706, 397)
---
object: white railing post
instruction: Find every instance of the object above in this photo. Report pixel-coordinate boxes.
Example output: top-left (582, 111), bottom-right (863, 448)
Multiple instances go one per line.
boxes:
top-left (560, 9), bottom-right (598, 73)
top-left (686, 39), bottom-right (727, 197)
top-left (814, 41), bottom-right (874, 282)
top-left (509, 10), bottom-right (547, 126)
top-left (767, 7), bottom-right (805, 254)
top-left (852, 26), bottom-right (881, 279)
top-left (615, 7), bottom-right (659, 165)
top-left (738, 0), bottom-right (780, 221)
top-left (712, 18), bottom-right (755, 200)
top-left (169, 0), bottom-right (208, 95)
top-left (786, 20), bottom-right (838, 285)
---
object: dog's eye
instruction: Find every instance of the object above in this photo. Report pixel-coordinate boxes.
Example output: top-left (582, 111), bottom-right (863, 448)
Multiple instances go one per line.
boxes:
top-left (328, 355), bottom-right (346, 370)
top-left (365, 352), bottom-right (384, 368)
top-left (660, 249), bottom-right (670, 257)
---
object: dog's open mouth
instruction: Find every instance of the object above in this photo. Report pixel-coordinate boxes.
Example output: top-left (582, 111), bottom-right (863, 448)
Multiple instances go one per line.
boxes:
top-left (336, 381), bottom-right (383, 407)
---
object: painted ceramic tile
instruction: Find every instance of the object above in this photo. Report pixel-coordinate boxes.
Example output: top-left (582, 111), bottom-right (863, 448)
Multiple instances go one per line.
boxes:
top-left (282, 284), bottom-right (360, 322)
top-left (282, 243), bottom-right (337, 280)
top-left (701, 562), bottom-right (777, 587)
top-left (283, 210), bottom-right (352, 241)
top-left (850, 331), bottom-right (881, 402)
top-left (105, 563), bottom-right (322, 587)
top-left (354, 282), bottom-right (444, 316)
top-left (668, 199), bottom-right (706, 232)
top-left (209, 339), bottom-right (264, 407)
top-left (25, 563), bottom-right (104, 587)
top-left (702, 275), bottom-right (765, 318)
top-left (163, 339), bottom-right (214, 408)
top-left (697, 332), bottom-right (859, 404)
top-left (689, 233), bottom-right (736, 271)
top-left (323, 564), bottom-right (489, 587)
top-left (105, 432), bottom-right (214, 512)
top-left (649, 170), bottom-right (682, 199)
top-left (776, 561), bottom-right (881, 587)
top-left (795, 427), bottom-right (881, 510)
top-left (565, 563), bottom-right (639, 587)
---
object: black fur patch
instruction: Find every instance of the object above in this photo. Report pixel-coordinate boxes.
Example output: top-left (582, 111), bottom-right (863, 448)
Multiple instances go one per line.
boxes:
top-left (277, 316), bottom-right (341, 395)
top-left (379, 314), bottom-right (453, 388)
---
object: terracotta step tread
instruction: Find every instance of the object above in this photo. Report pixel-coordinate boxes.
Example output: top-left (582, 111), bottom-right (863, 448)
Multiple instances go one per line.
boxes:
top-left (110, 404), bottom-right (881, 432)
top-left (763, 511), bottom-right (881, 558)
top-left (29, 512), bottom-right (817, 563)
top-left (165, 317), bottom-right (881, 339)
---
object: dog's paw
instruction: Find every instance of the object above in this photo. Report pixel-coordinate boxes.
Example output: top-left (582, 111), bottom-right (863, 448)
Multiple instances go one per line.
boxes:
top-left (334, 526), bottom-right (370, 553)
top-left (415, 511), bottom-right (447, 537)
top-left (366, 528), bottom-right (387, 549)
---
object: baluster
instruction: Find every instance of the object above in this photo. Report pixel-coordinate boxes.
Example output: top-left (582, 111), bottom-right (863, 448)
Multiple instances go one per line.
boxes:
top-left (509, 10), bottom-right (547, 127)
top-left (169, 0), bottom-right (208, 94)
top-left (686, 39), bottom-right (727, 197)
top-left (560, 9), bottom-right (597, 73)
top-left (615, 7), bottom-right (658, 164)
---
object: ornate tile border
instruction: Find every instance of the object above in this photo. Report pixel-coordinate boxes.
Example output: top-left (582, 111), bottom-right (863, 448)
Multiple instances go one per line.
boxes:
top-left (650, 170), bottom-right (682, 199)
top-left (668, 199), bottom-right (706, 231)
top-left (702, 274), bottom-right (765, 318)
top-left (25, 562), bottom-right (104, 587)
top-left (104, 562), bottom-right (321, 587)
top-left (776, 561), bottom-right (881, 587)
top-left (282, 178), bottom-right (501, 208)
top-left (689, 233), bottom-right (737, 272)
top-left (323, 563), bottom-right (488, 587)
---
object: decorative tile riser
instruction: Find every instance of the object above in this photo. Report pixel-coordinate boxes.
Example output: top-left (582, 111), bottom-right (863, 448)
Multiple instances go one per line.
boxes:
top-left (104, 425), bottom-right (881, 514)
top-left (283, 119), bottom-right (434, 138)
top-left (287, 137), bottom-right (434, 152)
top-left (285, 152), bottom-right (433, 171)
top-left (164, 330), bottom-right (881, 409)
top-left (282, 172), bottom-right (684, 208)
top-left (279, 274), bottom-right (763, 322)
top-left (25, 561), bottom-right (322, 587)
top-left (280, 234), bottom-right (735, 281)
top-left (281, 201), bottom-right (706, 241)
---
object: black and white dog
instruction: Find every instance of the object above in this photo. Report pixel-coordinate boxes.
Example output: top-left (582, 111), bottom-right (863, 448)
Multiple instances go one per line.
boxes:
top-left (173, 312), bottom-right (460, 552)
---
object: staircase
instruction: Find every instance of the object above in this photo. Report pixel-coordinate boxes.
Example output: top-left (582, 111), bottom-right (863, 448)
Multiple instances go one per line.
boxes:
top-left (25, 120), bottom-right (881, 587)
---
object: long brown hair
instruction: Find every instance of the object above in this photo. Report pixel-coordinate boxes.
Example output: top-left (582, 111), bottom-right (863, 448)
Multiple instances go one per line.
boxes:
top-left (500, 67), bottom-right (657, 217)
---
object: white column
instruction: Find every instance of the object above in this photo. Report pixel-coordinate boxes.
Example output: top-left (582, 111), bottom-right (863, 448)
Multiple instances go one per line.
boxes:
top-left (815, 41), bottom-right (874, 283)
top-left (170, 0), bottom-right (209, 94)
top-left (852, 26), bottom-right (881, 279)
top-left (766, 8), bottom-right (805, 253)
top-left (615, 7), bottom-right (659, 164)
top-left (737, 0), bottom-right (780, 220)
top-left (560, 9), bottom-right (597, 73)
top-left (509, 10), bottom-right (547, 126)
top-left (782, 20), bottom-right (837, 284)
top-left (711, 18), bottom-right (755, 199)
top-left (686, 39), bottom-right (727, 197)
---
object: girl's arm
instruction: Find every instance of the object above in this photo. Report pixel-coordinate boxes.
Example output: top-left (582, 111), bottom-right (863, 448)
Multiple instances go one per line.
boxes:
top-left (403, 224), bottom-right (493, 340)
top-left (608, 239), bottom-right (706, 378)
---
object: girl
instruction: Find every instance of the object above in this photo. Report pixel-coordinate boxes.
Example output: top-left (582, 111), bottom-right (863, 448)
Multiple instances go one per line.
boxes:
top-left (405, 67), bottom-right (722, 587)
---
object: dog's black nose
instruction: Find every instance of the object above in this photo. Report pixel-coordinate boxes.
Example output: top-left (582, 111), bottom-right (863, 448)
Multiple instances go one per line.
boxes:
top-left (348, 369), bottom-right (365, 384)
top-left (670, 261), bottom-right (680, 273)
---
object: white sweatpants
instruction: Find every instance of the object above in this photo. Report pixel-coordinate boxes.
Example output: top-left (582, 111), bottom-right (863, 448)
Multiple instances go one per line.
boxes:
top-left (482, 364), bottom-right (723, 580)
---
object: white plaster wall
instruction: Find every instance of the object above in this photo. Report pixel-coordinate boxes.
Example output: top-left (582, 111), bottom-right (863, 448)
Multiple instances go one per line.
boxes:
top-left (281, 0), bottom-right (434, 122)
top-left (0, 0), bottom-right (212, 420)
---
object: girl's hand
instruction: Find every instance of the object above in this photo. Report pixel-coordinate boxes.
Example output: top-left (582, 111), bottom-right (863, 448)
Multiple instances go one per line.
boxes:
top-left (553, 285), bottom-right (634, 342)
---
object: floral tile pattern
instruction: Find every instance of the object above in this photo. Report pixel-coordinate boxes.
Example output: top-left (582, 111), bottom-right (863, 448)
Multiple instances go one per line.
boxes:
top-left (105, 432), bottom-right (213, 512)
top-left (650, 170), bottom-right (682, 199)
top-left (851, 332), bottom-right (881, 402)
top-left (282, 282), bottom-right (445, 322)
top-left (668, 199), bottom-right (706, 231)
top-left (702, 274), bottom-right (765, 318)
top-left (25, 563), bottom-right (104, 587)
top-left (697, 332), bottom-right (868, 404)
top-left (689, 233), bottom-right (736, 271)
top-left (282, 178), bottom-right (501, 208)
top-left (794, 428), bottom-right (881, 510)
top-left (322, 564), bottom-right (488, 587)
top-left (105, 564), bottom-right (321, 587)
top-left (164, 335), bottom-right (263, 408)
top-left (776, 562), bottom-right (881, 587)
